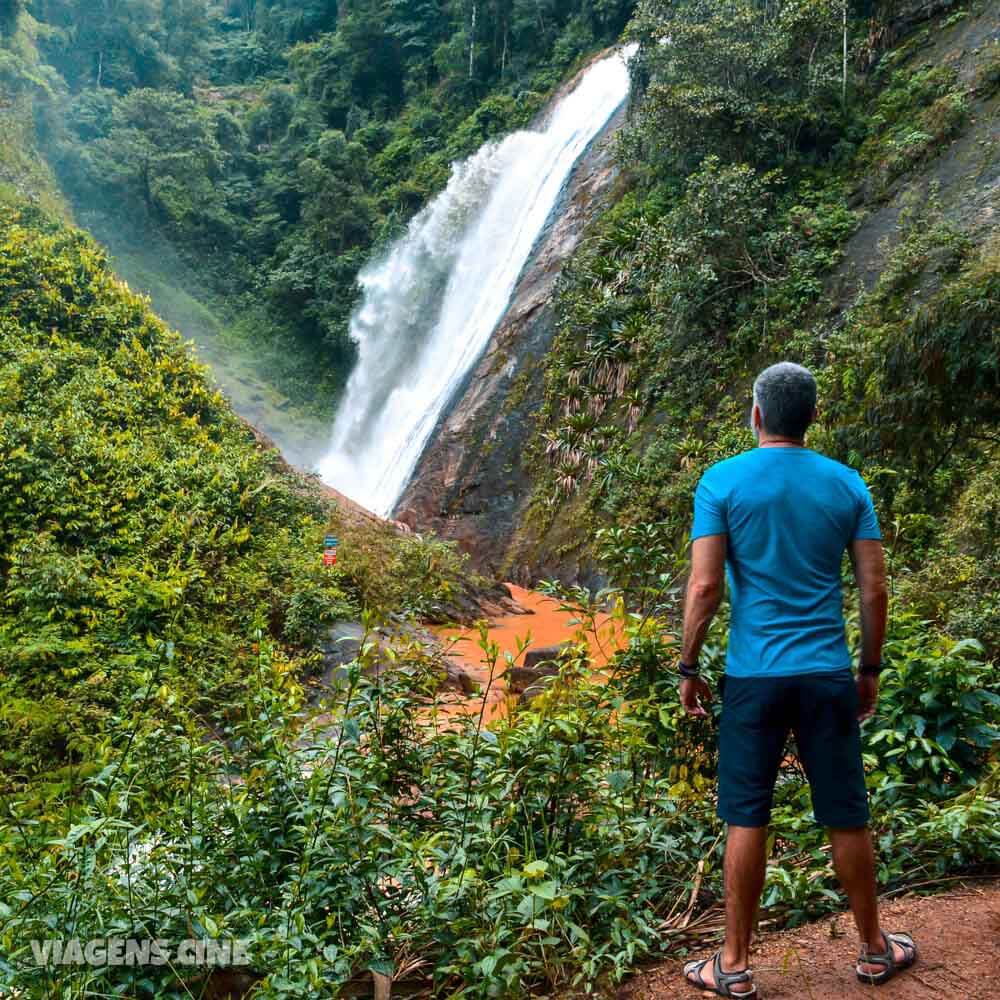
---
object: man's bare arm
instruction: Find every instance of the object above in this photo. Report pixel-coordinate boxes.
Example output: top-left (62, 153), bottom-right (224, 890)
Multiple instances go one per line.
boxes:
top-left (849, 538), bottom-right (889, 720)
top-left (682, 535), bottom-right (727, 663)
top-left (849, 539), bottom-right (888, 666)
top-left (679, 535), bottom-right (726, 717)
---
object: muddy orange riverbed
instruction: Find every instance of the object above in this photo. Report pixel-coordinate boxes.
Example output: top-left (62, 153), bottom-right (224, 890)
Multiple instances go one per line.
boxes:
top-left (432, 584), bottom-right (628, 723)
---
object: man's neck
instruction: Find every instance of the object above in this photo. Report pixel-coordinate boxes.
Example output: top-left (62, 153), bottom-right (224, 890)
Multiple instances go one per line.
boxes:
top-left (758, 433), bottom-right (806, 448)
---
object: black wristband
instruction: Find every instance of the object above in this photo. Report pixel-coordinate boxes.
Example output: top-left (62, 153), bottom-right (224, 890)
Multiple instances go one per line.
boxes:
top-left (678, 661), bottom-right (700, 678)
top-left (859, 662), bottom-right (883, 677)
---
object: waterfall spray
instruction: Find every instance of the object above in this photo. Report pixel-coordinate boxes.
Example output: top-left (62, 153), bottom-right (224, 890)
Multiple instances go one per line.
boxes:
top-left (318, 45), bottom-right (636, 517)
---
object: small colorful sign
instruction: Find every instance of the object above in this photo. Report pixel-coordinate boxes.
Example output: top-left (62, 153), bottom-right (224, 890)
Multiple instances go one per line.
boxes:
top-left (323, 534), bottom-right (339, 568)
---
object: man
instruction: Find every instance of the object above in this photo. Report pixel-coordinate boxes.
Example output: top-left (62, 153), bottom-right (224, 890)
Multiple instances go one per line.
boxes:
top-left (678, 362), bottom-right (917, 997)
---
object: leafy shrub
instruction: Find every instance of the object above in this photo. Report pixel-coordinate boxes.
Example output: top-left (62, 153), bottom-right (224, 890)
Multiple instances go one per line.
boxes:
top-left (0, 617), bottom-right (721, 997)
top-left (898, 769), bottom-right (1000, 872)
top-left (0, 208), bottom-right (469, 792)
top-left (895, 463), bottom-right (1000, 656)
top-left (867, 617), bottom-right (999, 800)
top-left (0, 593), bottom-right (995, 997)
top-left (0, 690), bottom-right (96, 778)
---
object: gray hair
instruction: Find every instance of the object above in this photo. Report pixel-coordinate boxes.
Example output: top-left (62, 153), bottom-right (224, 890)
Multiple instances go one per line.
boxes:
top-left (752, 362), bottom-right (817, 439)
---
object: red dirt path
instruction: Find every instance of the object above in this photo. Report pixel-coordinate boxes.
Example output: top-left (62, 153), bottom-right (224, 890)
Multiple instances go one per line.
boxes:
top-left (620, 881), bottom-right (1000, 999)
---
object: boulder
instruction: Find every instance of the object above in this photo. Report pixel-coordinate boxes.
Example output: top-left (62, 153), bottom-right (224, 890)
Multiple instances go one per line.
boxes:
top-left (441, 659), bottom-right (480, 696)
top-left (506, 664), bottom-right (558, 697)
top-left (315, 620), bottom-right (481, 701)
top-left (318, 621), bottom-right (367, 689)
top-left (505, 645), bottom-right (570, 701)
top-left (522, 645), bottom-right (565, 671)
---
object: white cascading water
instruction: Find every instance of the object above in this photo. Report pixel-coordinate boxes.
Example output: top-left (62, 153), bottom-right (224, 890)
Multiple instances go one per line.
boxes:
top-left (318, 44), bottom-right (636, 516)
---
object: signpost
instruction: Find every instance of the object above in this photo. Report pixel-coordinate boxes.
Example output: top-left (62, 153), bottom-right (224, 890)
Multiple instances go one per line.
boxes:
top-left (323, 536), bottom-right (339, 567)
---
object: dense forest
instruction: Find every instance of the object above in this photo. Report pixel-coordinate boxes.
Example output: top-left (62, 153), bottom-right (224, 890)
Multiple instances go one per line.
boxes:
top-left (0, 0), bottom-right (998, 996)
top-left (3, 0), bottom-right (632, 407)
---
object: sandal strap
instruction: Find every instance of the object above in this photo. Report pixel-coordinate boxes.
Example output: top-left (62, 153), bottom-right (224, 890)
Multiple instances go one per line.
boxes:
top-left (713, 952), bottom-right (756, 997)
top-left (858, 931), bottom-right (917, 972)
top-left (857, 951), bottom-right (892, 971)
top-left (685, 952), bottom-right (756, 997)
top-left (684, 955), bottom-right (712, 989)
top-left (887, 932), bottom-right (915, 954)
top-left (859, 931), bottom-right (894, 970)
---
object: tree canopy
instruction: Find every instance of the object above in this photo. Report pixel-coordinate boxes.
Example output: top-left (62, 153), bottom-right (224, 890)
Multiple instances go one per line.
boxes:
top-left (21, 0), bottom-right (633, 408)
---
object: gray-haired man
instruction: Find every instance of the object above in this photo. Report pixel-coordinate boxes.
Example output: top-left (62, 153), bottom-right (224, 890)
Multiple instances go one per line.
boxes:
top-left (678, 363), bottom-right (917, 996)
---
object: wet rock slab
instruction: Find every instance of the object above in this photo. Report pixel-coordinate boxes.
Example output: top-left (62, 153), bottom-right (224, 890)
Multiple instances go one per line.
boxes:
top-left (505, 643), bottom-right (573, 701)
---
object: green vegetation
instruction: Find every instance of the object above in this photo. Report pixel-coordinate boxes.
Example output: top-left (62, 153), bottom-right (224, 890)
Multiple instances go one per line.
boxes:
top-left (8, 0), bottom-right (633, 408)
top-left (0, 206), bottom-right (476, 795)
top-left (1, 582), bottom-right (996, 996)
top-left (0, 0), bottom-right (998, 996)
top-left (526, 0), bottom-right (1000, 660)
top-left (507, 0), bottom-right (1000, 977)
top-left (624, 0), bottom-right (848, 174)
top-left (855, 62), bottom-right (969, 196)
top-left (0, 5), bottom-right (68, 217)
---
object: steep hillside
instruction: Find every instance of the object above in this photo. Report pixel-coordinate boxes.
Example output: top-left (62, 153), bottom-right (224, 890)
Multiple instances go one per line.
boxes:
top-left (405, 1), bottom-right (1000, 663)
top-left (0, 204), bottom-right (496, 795)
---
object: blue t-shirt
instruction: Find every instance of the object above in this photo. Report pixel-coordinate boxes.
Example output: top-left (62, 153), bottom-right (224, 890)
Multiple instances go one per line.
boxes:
top-left (691, 447), bottom-right (881, 677)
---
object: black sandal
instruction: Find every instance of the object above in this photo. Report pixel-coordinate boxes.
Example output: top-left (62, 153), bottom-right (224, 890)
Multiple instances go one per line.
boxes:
top-left (856, 931), bottom-right (918, 985)
top-left (684, 951), bottom-right (757, 997)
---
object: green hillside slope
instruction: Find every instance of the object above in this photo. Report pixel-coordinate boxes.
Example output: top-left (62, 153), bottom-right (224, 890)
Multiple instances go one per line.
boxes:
top-left (0, 205), bottom-right (477, 795)
top-left (510, 1), bottom-right (1000, 667)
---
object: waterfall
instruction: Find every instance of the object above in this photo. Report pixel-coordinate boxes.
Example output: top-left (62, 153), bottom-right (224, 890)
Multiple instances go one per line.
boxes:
top-left (317, 45), bottom-right (636, 517)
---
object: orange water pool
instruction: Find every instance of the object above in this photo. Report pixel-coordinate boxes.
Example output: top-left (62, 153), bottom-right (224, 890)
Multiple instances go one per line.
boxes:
top-left (432, 584), bottom-right (628, 722)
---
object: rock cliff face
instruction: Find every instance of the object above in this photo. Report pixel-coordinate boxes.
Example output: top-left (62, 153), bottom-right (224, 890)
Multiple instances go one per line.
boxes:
top-left (394, 76), bottom-right (627, 578)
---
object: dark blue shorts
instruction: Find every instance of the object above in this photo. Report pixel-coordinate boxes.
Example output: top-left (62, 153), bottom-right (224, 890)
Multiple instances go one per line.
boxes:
top-left (717, 671), bottom-right (870, 829)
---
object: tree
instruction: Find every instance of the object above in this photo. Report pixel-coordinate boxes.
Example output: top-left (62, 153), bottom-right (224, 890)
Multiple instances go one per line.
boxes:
top-left (88, 89), bottom-right (222, 218)
top-left (386, 0), bottom-right (448, 93)
top-left (31, 0), bottom-right (169, 90)
top-left (625, 0), bottom-right (847, 175)
top-left (224, 0), bottom-right (257, 32)
top-left (296, 130), bottom-right (373, 253)
top-left (264, 0), bottom-right (340, 42)
top-left (290, 5), bottom-right (406, 127)
top-left (162, 0), bottom-right (210, 78)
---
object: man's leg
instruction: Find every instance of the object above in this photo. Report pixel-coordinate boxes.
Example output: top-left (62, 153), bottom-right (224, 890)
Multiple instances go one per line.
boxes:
top-left (722, 825), bottom-right (769, 972)
top-left (685, 677), bottom-right (784, 992)
top-left (684, 825), bottom-right (766, 993)
top-left (830, 827), bottom-right (880, 945)
top-left (830, 827), bottom-right (909, 974)
top-left (795, 674), bottom-right (914, 975)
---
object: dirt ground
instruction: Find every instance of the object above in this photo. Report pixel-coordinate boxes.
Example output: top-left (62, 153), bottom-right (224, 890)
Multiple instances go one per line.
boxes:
top-left (619, 881), bottom-right (1000, 999)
